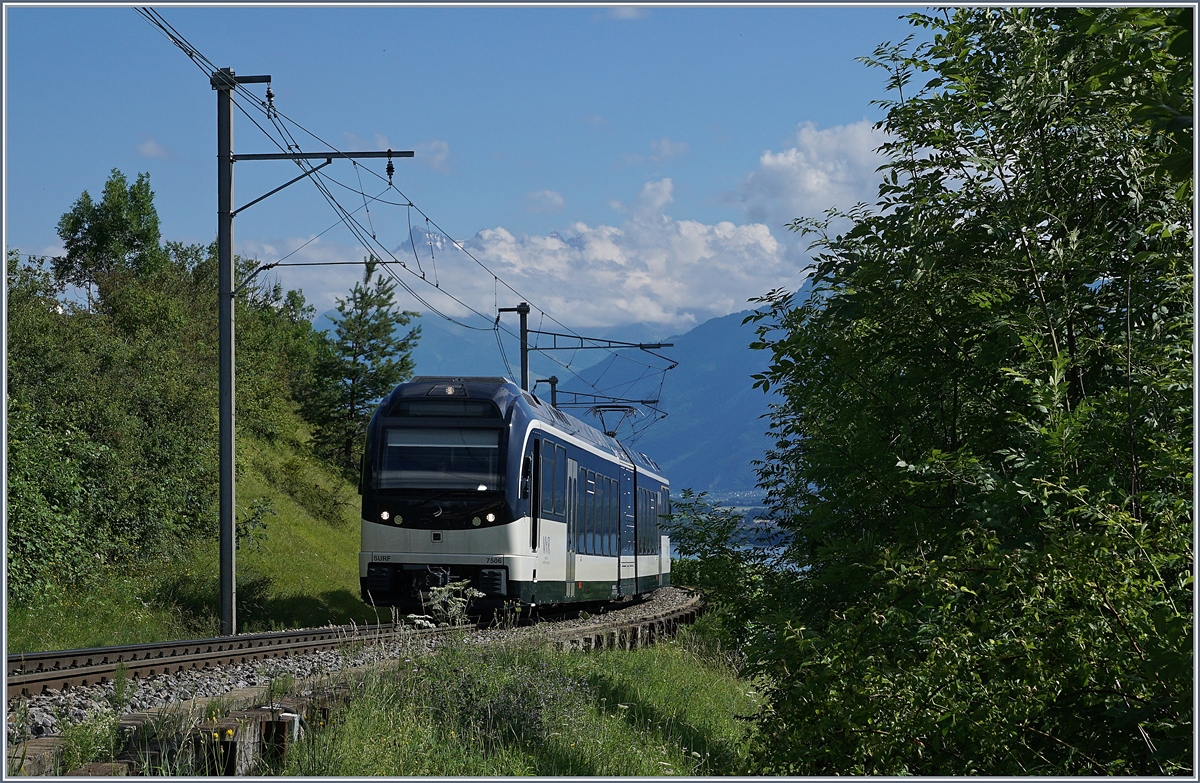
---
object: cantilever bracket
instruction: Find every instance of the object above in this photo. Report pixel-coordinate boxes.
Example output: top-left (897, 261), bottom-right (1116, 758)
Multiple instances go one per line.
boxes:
top-left (232, 158), bottom-right (332, 217)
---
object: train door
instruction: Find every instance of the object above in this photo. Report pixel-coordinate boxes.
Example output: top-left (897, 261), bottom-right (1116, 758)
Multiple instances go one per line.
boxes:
top-left (619, 467), bottom-right (636, 596)
top-left (565, 458), bottom-right (578, 597)
top-left (530, 439), bottom-right (541, 552)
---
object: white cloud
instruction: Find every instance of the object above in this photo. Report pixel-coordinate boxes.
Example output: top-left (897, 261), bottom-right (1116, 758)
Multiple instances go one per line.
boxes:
top-left (623, 137), bottom-right (689, 166)
top-left (446, 179), bottom-right (790, 331)
top-left (651, 138), bottom-right (688, 159)
top-left (734, 119), bottom-right (888, 232)
top-left (607, 7), bottom-right (647, 20)
top-left (138, 138), bottom-right (170, 159)
top-left (243, 179), bottom-right (799, 333)
top-left (236, 236), bottom-right (368, 315)
top-left (415, 139), bottom-right (452, 173)
top-left (526, 190), bottom-right (565, 213)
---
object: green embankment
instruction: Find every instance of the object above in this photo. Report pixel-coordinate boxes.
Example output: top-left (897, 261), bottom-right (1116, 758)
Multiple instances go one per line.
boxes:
top-left (6, 414), bottom-right (382, 653)
top-left (283, 626), bottom-right (760, 776)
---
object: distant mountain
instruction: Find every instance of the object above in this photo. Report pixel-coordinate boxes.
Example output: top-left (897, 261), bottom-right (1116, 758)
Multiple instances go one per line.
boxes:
top-left (564, 310), bottom-right (775, 497)
top-left (315, 275), bottom-right (812, 497)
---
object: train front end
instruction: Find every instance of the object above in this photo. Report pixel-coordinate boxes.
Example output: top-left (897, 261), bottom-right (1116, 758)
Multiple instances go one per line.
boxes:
top-left (358, 377), bottom-right (529, 610)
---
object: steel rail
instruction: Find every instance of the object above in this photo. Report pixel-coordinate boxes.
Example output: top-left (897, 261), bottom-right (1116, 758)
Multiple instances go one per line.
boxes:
top-left (6, 591), bottom-right (698, 699)
top-left (6, 624), bottom-right (424, 699)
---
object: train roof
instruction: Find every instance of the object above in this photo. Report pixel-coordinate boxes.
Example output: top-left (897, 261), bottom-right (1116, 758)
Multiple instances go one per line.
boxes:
top-left (391, 376), bottom-right (666, 477)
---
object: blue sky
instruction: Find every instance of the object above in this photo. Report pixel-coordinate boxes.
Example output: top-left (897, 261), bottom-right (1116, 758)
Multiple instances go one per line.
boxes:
top-left (5, 4), bottom-right (923, 335)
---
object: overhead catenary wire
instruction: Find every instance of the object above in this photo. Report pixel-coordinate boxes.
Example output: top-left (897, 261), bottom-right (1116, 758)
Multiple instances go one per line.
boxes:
top-left (244, 87), bottom-right (669, 382)
top-left (135, 7), bottom-right (674, 429)
top-left (258, 102), bottom-right (672, 406)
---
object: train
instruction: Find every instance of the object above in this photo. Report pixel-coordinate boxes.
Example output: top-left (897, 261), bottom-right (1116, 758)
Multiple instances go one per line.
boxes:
top-left (358, 376), bottom-right (671, 610)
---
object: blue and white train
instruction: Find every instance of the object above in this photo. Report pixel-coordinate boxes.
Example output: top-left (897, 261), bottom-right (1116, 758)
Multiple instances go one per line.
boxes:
top-left (359, 376), bottom-right (671, 609)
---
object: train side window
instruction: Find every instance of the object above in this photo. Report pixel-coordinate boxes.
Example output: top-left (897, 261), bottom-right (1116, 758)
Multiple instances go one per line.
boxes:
top-left (601, 476), bottom-right (610, 556)
top-left (577, 467), bottom-right (586, 553)
top-left (541, 442), bottom-right (556, 515)
top-left (607, 477), bottom-right (617, 556)
top-left (585, 472), bottom-right (596, 554)
top-left (585, 470), bottom-right (595, 555)
top-left (608, 478), bottom-right (617, 556)
top-left (648, 492), bottom-right (658, 555)
top-left (553, 445), bottom-right (565, 515)
top-left (639, 489), bottom-right (646, 555)
top-left (520, 455), bottom-right (532, 499)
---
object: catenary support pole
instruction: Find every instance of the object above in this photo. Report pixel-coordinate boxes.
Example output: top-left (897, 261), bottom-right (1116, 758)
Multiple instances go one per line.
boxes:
top-left (211, 67), bottom-right (410, 636)
top-left (213, 68), bottom-right (237, 636)
top-left (498, 302), bottom-right (532, 390)
top-left (518, 302), bottom-right (530, 391)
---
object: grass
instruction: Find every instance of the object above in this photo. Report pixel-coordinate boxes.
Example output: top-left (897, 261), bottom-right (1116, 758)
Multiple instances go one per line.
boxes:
top-left (283, 628), bottom-right (763, 776)
top-left (6, 418), bottom-right (384, 654)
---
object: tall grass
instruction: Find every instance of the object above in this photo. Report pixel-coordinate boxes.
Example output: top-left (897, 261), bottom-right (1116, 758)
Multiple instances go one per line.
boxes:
top-left (283, 630), bottom-right (761, 776)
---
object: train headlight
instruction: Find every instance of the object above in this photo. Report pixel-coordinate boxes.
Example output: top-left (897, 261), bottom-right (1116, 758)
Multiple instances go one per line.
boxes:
top-left (380, 510), bottom-right (390, 521)
top-left (477, 484), bottom-right (487, 491)
top-left (485, 513), bottom-right (496, 523)
top-left (472, 516), bottom-right (482, 527)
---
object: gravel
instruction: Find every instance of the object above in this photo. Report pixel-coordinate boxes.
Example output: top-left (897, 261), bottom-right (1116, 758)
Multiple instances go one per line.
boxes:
top-left (6, 587), bottom-right (695, 746)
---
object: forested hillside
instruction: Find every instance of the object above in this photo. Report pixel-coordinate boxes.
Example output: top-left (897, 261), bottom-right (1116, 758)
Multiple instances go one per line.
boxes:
top-left (6, 170), bottom-right (415, 609)
top-left (670, 7), bottom-right (1193, 775)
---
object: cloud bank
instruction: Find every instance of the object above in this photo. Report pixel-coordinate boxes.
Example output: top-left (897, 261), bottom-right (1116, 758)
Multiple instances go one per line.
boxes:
top-left (458, 179), bottom-right (786, 331)
top-left (247, 120), bottom-right (888, 333)
top-left (248, 178), bottom-right (793, 333)
top-left (735, 119), bottom-right (888, 232)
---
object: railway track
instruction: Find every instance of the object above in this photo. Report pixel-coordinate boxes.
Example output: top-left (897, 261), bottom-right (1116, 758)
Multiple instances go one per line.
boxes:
top-left (7, 590), bottom-right (700, 700)
top-left (7, 589), bottom-right (703, 776)
top-left (6, 624), bottom-right (428, 700)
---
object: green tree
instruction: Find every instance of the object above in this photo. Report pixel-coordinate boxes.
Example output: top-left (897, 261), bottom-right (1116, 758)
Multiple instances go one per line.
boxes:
top-left (743, 8), bottom-right (1191, 774)
top-left (304, 257), bottom-right (419, 477)
top-left (7, 174), bottom-right (327, 604)
top-left (53, 168), bottom-right (166, 307)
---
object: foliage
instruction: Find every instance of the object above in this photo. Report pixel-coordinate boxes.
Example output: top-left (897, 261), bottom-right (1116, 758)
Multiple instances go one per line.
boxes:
top-left (53, 168), bottom-right (166, 307)
top-left (56, 709), bottom-right (121, 774)
top-left (6, 249), bottom-right (219, 602)
top-left (6, 414), bottom-right (387, 652)
top-left (742, 8), bottom-right (1191, 774)
top-left (662, 490), bottom-right (793, 648)
top-left (301, 257), bottom-right (419, 478)
top-left (6, 171), bottom-right (326, 605)
top-left (236, 497), bottom-right (275, 553)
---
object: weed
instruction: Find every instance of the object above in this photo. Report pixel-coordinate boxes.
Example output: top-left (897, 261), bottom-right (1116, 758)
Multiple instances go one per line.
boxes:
top-left (58, 709), bottom-right (120, 773)
top-left (236, 496), bottom-right (275, 552)
top-left (264, 672), bottom-right (297, 706)
top-left (412, 579), bottom-right (484, 627)
top-left (200, 693), bottom-right (237, 723)
top-left (283, 636), bottom-right (757, 776)
top-left (106, 662), bottom-right (132, 714)
top-left (495, 600), bottom-right (524, 630)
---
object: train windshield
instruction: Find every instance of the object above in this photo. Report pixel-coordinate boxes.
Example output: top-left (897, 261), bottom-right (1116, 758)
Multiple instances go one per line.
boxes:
top-left (377, 428), bottom-right (503, 490)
